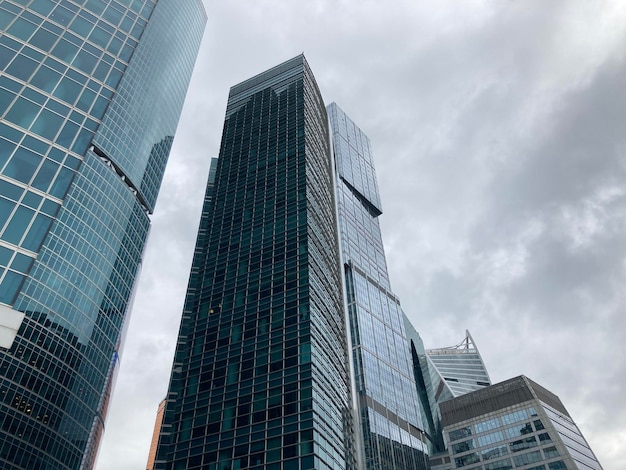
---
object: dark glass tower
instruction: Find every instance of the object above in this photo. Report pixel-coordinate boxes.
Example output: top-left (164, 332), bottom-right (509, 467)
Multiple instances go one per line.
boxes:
top-left (155, 56), bottom-right (356, 470)
top-left (0, 1), bottom-right (205, 468)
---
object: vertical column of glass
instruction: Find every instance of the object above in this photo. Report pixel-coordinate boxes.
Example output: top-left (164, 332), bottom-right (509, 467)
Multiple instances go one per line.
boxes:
top-left (0, 0), bottom-right (206, 468)
top-left (329, 102), bottom-right (429, 469)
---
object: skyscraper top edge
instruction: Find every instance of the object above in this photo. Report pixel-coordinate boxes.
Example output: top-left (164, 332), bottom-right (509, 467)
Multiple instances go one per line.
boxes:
top-left (225, 55), bottom-right (309, 117)
top-left (230, 54), bottom-right (306, 97)
top-left (439, 374), bottom-right (570, 427)
top-left (195, 0), bottom-right (208, 20)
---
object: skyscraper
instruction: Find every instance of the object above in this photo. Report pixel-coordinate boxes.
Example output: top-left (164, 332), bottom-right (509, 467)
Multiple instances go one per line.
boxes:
top-left (0, 1), bottom-right (205, 468)
top-left (155, 56), bottom-right (428, 469)
top-left (155, 55), bottom-right (355, 470)
top-left (330, 103), bottom-right (428, 468)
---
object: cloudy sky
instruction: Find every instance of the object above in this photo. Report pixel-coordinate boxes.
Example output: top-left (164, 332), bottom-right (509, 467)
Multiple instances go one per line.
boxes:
top-left (96, 1), bottom-right (625, 468)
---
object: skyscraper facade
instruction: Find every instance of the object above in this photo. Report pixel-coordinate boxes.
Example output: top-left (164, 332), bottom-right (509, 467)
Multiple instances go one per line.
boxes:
top-left (0, 0), bottom-right (205, 468)
top-left (155, 56), bottom-right (356, 470)
top-left (330, 103), bottom-right (428, 468)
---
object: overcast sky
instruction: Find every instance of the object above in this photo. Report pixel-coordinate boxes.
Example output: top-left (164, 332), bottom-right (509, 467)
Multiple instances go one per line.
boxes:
top-left (96, 1), bottom-right (625, 468)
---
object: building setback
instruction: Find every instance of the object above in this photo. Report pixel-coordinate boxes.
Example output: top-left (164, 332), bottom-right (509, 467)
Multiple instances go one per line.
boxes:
top-left (0, 0), bottom-right (205, 468)
top-left (330, 103), bottom-right (428, 469)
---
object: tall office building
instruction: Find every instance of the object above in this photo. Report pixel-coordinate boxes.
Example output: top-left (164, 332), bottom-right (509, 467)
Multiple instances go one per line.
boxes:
top-left (155, 55), bottom-right (355, 470)
top-left (155, 56), bottom-right (428, 469)
top-left (0, 1), bottom-right (205, 468)
top-left (330, 103), bottom-right (428, 468)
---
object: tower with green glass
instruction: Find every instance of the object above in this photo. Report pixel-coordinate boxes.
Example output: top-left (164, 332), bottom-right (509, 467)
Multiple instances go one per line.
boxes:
top-left (155, 56), bottom-right (430, 469)
top-left (0, 0), bottom-right (205, 468)
top-left (155, 55), bottom-right (357, 470)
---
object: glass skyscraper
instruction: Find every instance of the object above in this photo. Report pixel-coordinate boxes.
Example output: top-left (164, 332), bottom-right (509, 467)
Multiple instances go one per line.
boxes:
top-left (155, 56), bottom-right (428, 469)
top-left (155, 55), bottom-right (355, 470)
top-left (330, 103), bottom-right (428, 469)
top-left (0, 0), bottom-right (205, 468)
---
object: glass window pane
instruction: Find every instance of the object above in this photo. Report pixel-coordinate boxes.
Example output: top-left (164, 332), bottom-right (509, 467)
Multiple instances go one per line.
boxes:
top-left (0, 245), bottom-right (12, 267)
top-left (73, 49), bottom-right (98, 74)
top-left (6, 55), bottom-right (39, 82)
top-left (51, 38), bottom-right (79, 64)
top-left (69, 15), bottom-right (94, 37)
top-left (56, 120), bottom-right (79, 148)
top-left (5, 97), bottom-right (39, 129)
top-left (0, 270), bottom-right (24, 304)
top-left (0, 138), bottom-right (18, 169)
top-left (2, 205), bottom-right (34, 244)
top-left (29, 28), bottom-right (58, 52)
top-left (0, 44), bottom-right (16, 70)
top-left (50, 5), bottom-right (75, 26)
top-left (89, 27), bottom-right (111, 48)
top-left (3, 148), bottom-right (42, 184)
top-left (31, 159), bottom-right (60, 192)
top-left (7, 18), bottom-right (37, 41)
top-left (0, 10), bottom-right (16, 34)
top-left (22, 213), bottom-right (52, 251)
top-left (30, 66), bottom-right (62, 93)
top-left (49, 167), bottom-right (74, 199)
top-left (0, 180), bottom-right (23, 202)
top-left (53, 76), bottom-right (82, 104)
top-left (31, 109), bottom-right (65, 141)
top-left (10, 252), bottom-right (34, 273)
top-left (30, 0), bottom-right (55, 16)
top-left (76, 88), bottom-right (96, 113)
top-left (72, 128), bottom-right (93, 155)
top-left (0, 198), bottom-right (16, 229)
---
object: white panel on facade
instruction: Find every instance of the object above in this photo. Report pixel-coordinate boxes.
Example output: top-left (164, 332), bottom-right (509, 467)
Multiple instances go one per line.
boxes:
top-left (0, 304), bottom-right (25, 349)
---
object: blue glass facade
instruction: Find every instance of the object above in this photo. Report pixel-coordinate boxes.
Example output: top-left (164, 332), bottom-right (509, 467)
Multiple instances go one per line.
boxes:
top-left (0, 0), bottom-right (205, 468)
top-left (329, 103), bottom-right (429, 469)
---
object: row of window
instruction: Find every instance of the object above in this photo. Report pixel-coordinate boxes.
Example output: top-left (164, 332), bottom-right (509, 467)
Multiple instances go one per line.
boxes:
top-left (450, 406), bottom-right (538, 442)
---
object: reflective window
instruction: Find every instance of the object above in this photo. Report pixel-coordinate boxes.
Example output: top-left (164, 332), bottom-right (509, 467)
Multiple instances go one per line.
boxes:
top-left (481, 445), bottom-right (508, 461)
top-left (477, 431), bottom-right (504, 447)
top-left (476, 418), bottom-right (499, 433)
top-left (484, 459), bottom-right (513, 470)
top-left (509, 436), bottom-right (537, 453)
top-left (5, 97), bottom-right (40, 129)
top-left (4, 147), bottom-right (41, 184)
top-left (454, 452), bottom-right (480, 468)
top-left (548, 461), bottom-right (567, 470)
top-left (452, 439), bottom-right (475, 454)
top-left (543, 445), bottom-right (559, 459)
top-left (505, 422), bottom-right (533, 438)
top-left (512, 450), bottom-right (542, 467)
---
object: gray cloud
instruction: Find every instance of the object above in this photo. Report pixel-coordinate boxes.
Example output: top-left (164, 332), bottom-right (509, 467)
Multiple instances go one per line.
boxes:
top-left (96, 1), bottom-right (626, 468)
